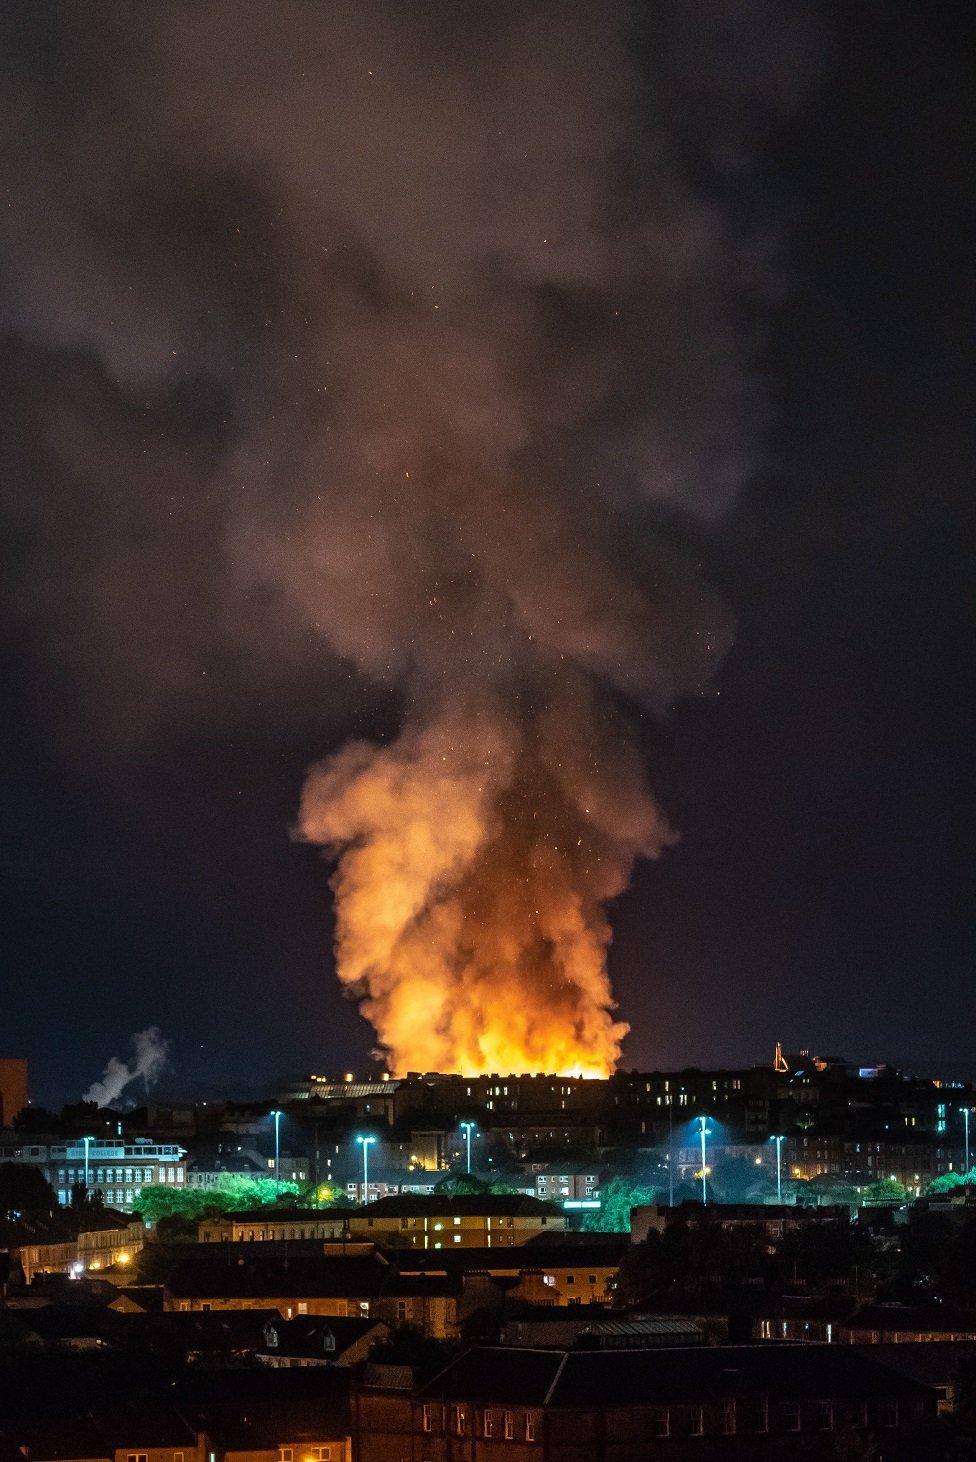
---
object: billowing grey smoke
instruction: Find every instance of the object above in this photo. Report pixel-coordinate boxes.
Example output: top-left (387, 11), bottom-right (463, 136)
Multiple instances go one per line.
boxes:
top-left (84, 1027), bottom-right (169, 1108)
top-left (0, 2), bottom-right (816, 1070)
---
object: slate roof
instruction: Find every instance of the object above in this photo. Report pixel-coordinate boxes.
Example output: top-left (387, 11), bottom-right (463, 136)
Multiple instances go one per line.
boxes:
top-left (221, 1207), bottom-right (356, 1223)
top-left (166, 1252), bottom-right (459, 1300)
top-left (386, 1240), bottom-right (626, 1274)
top-left (260, 1314), bottom-right (388, 1358)
top-left (418, 1343), bottom-right (933, 1407)
top-left (867, 1340), bottom-right (976, 1388)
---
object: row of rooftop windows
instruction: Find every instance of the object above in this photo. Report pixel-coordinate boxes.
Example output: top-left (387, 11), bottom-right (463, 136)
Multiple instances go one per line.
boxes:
top-left (422, 1397), bottom-right (917, 1439)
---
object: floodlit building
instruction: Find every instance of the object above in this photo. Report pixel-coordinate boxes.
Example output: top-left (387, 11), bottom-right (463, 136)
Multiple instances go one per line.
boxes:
top-left (0, 1137), bottom-right (186, 1211)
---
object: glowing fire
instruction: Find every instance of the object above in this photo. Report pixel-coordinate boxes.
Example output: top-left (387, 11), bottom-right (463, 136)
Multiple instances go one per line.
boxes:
top-left (299, 690), bottom-right (673, 1077)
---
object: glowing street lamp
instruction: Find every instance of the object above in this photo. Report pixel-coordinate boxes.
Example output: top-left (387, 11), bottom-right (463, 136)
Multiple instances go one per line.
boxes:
top-left (697, 1114), bottom-right (712, 1205)
top-left (962, 1107), bottom-right (971, 1175)
top-left (356, 1134), bottom-right (377, 1200)
top-left (769, 1134), bottom-right (785, 1204)
top-left (460, 1122), bottom-right (477, 1175)
top-left (81, 1135), bottom-right (94, 1191)
top-left (270, 1110), bottom-right (283, 1185)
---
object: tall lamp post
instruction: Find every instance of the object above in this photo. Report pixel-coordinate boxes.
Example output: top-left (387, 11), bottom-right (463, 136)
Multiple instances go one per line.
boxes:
top-left (698, 1114), bottom-right (710, 1205)
top-left (667, 1103), bottom-right (674, 1208)
top-left (963, 1107), bottom-right (971, 1176)
top-left (356, 1134), bottom-right (377, 1201)
top-left (82, 1135), bottom-right (94, 1191)
top-left (769, 1134), bottom-right (785, 1204)
top-left (460, 1122), bottom-right (476, 1175)
top-left (270, 1109), bottom-right (283, 1185)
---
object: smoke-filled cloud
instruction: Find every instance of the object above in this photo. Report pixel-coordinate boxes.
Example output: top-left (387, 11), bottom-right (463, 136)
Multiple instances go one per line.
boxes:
top-left (84, 1027), bottom-right (169, 1108)
top-left (1, 2), bottom-right (816, 1073)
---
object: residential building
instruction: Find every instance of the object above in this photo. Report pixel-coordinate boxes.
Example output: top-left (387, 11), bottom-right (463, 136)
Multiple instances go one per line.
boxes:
top-left (256, 1315), bottom-right (389, 1367)
top-left (197, 1208), bottom-right (354, 1243)
top-left (518, 1164), bottom-right (601, 1203)
top-left (391, 1237), bottom-right (628, 1310)
top-left (354, 1343), bottom-right (934, 1459)
top-left (631, 1202), bottom-right (850, 1243)
top-left (3, 1210), bottom-right (144, 1282)
top-left (186, 1143), bottom-right (308, 1188)
top-left (162, 1249), bottom-right (460, 1338)
top-left (347, 1194), bottom-right (565, 1249)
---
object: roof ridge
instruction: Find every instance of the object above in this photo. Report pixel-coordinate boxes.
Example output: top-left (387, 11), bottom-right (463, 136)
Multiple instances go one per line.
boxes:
top-left (543, 1351), bottom-right (570, 1406)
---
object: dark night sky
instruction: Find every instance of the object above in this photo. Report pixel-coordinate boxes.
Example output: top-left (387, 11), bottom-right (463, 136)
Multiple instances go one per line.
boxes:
top-left (1, 2), bottom-right (972, 1108)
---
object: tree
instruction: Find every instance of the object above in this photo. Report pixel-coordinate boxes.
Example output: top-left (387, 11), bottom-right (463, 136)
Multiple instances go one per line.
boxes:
top-left (0, 1163), bottom-right (55, 1219)
top-left (581, 1176), bottom-right (657, 1233)
top-left (926, 1170), bottom-right (976, 1195)
top-left (862, 1177), bottom-right (907, 1203)
top-left (13, 1106), bottom-right (59, 1133)
top-left (133, 1175), bottom-right (300, 1227)
top-left (433, 1175), bottom-right (521, 1197)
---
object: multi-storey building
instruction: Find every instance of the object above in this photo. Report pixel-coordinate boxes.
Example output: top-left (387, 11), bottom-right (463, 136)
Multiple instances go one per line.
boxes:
top-left (786, 1134), bottom-right (959, 1193)
top-left (0, 1058), bottom-right (28, 1127)
top-left (0, 1136), bottom-right (186, 1210)
top-left (347, 1194), bottom-right (566, 1249)
top-left (354, 1344), bottom-right (934, 1459)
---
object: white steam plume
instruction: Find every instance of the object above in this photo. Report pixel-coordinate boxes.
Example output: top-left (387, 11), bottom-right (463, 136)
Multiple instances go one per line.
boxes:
top-left (84, 1026), bottom-right (170, 1108)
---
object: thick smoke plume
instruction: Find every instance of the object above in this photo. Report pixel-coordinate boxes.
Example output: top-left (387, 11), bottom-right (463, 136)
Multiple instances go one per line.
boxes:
top-left (84, 1027), bottom-right (169, 1108)
top-left (0, 2), bottom-right (815, 1075)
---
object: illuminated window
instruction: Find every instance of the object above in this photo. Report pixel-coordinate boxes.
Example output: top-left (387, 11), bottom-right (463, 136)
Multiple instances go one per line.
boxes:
top-left (504, 1411), bottom-right (514, 1440)
top-left (525, 1414), bottom-right (536, 1441)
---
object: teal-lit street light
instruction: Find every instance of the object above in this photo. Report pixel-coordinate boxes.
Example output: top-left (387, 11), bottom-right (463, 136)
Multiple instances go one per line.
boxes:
top-left (460, 1122), bottom-right (477, 1175)
top-left (356, 1134), bottom-right (377, 1199)
top-left (769, 1134), bottom-right (785, 1204)
top-left (962, 1107), bottom-right (971, 1175)
top-left (81, 1135), bottom-right (94, 1190)
top-left (270, 1109), bottom-right (283, 1184)
top-left (697, 1114), bottom-right (712, 1205)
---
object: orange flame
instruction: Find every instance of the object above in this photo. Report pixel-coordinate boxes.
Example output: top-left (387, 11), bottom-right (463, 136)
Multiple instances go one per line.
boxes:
top-left (299, 689), bottom-right (673, 1077)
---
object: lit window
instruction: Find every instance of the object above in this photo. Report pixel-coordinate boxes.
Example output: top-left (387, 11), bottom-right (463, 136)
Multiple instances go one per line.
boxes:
top-left (504, 1412), bottom-right (514, 1440)
top-left (525, 1414), bottom-right (536, 1441)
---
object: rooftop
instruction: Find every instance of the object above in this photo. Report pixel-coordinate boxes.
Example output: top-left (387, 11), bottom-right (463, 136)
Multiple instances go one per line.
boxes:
top-left (356, 1193), bottom-right (562, 1219)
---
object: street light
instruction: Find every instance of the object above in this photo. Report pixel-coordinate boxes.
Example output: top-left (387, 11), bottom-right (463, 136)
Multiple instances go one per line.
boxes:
top-left (769, 1135), bottom-right (785, 1204)
top-left (698, 1114), bottom-right (711, 1205)
top-left (460, 1122), bottom-right (477, 1175)
top-left (962, 1107), bottom-right (971, 1175)
top-left (81, 1135), bottom-right (94, 1191)
top-left (356, 1135), bottom-right (377, 1200)
top-left (270, 1110), bottom-right (283, 1185)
